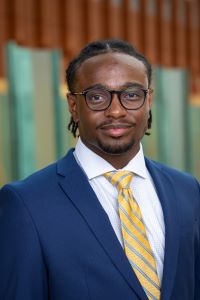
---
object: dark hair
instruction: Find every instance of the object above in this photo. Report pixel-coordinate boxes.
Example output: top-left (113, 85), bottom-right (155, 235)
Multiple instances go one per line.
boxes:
top-left (66, 39), bottom-right (152, 137)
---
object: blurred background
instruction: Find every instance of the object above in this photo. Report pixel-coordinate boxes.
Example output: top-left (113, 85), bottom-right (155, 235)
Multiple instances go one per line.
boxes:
top-left (0, 0), bottom-right (200, 186)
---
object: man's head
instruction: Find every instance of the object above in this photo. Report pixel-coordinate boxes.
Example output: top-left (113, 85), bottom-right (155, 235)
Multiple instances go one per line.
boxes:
top-left (66, 39), bottom-right (153, 167)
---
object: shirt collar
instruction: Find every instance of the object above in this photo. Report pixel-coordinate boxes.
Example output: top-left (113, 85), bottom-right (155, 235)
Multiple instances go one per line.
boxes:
top-left (74, 138), bottom-right (148, 180)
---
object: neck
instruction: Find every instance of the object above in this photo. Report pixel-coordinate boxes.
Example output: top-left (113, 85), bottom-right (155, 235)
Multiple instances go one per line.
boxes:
top-left (88, 143), bottom-right (140, 169)
top-left (79, 138), bottom-right (141, 169)
top-left (100, 149), bottom-right (140, 169)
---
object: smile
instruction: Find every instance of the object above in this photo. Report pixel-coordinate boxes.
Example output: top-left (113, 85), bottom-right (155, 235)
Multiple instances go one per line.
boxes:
top-left (99, 123), bottom-right (133, 137)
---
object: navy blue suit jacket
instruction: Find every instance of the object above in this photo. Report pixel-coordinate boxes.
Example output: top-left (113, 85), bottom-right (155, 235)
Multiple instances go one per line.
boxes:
top-left (0, 149), bottom-right (200, 300)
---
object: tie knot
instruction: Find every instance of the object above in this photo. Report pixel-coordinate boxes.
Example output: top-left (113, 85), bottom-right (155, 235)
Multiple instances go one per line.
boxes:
top-left (104, 170), bottom-right (133, 191)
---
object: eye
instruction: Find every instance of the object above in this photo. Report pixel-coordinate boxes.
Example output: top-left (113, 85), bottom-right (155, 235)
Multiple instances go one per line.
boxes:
top-left (126, 92), bottom-right (138, 99)
top-left (86, 89), bottom-right (108, 103)
top-left (122, 89), bottom-right (144, 101)
top-left (90, 94), bottom-right (103, 101)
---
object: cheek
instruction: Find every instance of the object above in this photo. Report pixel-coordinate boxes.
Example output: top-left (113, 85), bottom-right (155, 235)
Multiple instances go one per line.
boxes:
top-left (77, 108), bottom-right (98, 137)
top-left (142, 109), bottom-right (150, 126)
top-left (134, 106), bottom-right (149, 122)
top-left (134, 108), bottom-right (150, 133)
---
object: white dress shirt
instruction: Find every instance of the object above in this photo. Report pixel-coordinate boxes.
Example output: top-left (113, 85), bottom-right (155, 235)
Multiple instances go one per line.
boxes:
top-left (74, 138), bottom-right (165, 282)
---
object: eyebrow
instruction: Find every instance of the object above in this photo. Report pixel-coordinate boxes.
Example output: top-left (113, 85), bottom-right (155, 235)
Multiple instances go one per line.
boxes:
top-left (83, 82), bottom-right (147, 91)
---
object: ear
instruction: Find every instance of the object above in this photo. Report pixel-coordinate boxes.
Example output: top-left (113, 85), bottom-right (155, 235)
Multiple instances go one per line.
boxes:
top-left (67, 94), bottom-right (79, 123)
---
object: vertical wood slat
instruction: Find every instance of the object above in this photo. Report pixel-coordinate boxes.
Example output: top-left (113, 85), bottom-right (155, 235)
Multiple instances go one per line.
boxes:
top-left (187, 0), bottom-right (200, 95)
top-left (0, 0), bottom-right (199, 86)
top-left (158, 0), bottom-right (174, 66)
top-left (22, 0), bottom-right (37, 47)
top-left (173, 0), bottom-right (187, 67)
top-left (125, 0), bottom-right (144, 52)
top-left (0, 0), bottom-right (7, 40)
top-left (0, 0), bottom-right (8, 76)
top-left (0, 0), bottom-right (8, 42)
top-left (10, 0), bottom-right (39, 47)
top-left (63, 0), bottom-right (86, 58)
top-left (38, 0), bottom-right (62, 48)
top-left (86, 0), bottom-right (107, 42)
top-left (143, 0), bottom-right (159, 65)
top-left (13, 0), bottom-right (26, 44)
top-left (188, 0), bottom-right (200, 74)
top-left (107, 0), bottom-right (124, 39)
top-left (0, 0), bottom-right (15, 67)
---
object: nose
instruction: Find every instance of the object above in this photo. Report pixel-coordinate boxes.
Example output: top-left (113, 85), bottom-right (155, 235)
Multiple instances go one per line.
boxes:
top-left (104, 93), bottom-right (127, 118)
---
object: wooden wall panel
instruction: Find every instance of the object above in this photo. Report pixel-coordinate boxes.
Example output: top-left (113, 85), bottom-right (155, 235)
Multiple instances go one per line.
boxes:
top-left (63, 0), bottom-right (86, 58)
top-left (173, 0), bottom-right (187, 67)
top-left (143, 0), bottom-right (159, 65)
top-left (7, 0), bottom-right (38, 46)
top-left (22, 0), bottom-right (37, 47)
top-left (86, 0), bottom-right (107, 42)
top-left (0, 0), bottom-right (8, 76)
top-left (125, 0), bottom-right (144, 52)
top-left (0, 0), bottom-right (199, 81)
top-left (13, 0), bottom-right (27, 44)
top-left (187, 0), bottom-right (200, 95)
top-left (158, 0), bottom-right (174, 66)
top-left (188, 0), bottom-right (200, 74)
top-left (0, 0), bottom-right (8, 42)
top-left (4, 0), bottom-right (15, 39)
top-left (38, 0), bottom-right (62, 48)
top-left (107, 0), bottom-right (124, 39)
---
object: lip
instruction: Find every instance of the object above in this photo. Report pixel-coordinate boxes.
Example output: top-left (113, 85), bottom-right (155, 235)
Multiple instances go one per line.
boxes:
top-left (99, 123), bottom-right (133, 137)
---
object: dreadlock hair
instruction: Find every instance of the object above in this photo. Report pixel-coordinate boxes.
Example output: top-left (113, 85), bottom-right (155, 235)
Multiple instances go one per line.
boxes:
top-left (66, 39), bottom-right (153, 137)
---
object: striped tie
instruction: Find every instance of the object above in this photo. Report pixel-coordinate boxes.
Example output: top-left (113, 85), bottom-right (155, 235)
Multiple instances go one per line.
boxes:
top-left (104, 171), bottom-right (160, 300)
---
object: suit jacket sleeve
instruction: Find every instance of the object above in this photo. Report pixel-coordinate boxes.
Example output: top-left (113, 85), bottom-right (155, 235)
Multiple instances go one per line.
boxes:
top-left (195, 179), bottom-right (200, 300)
top-left (0, 185), bottom-right (48, 300)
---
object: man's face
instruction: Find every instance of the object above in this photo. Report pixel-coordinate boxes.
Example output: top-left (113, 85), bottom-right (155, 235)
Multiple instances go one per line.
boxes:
top-left (67, 52), bottom-right (152, 165)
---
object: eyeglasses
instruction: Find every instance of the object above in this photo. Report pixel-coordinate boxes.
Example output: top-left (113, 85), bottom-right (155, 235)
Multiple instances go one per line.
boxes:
top-left (69, 86), bottom-right (152, 111)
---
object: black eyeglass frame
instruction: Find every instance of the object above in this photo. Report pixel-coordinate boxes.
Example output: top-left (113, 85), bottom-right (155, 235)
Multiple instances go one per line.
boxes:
top-left (68, 86), bottom-right (153, 111)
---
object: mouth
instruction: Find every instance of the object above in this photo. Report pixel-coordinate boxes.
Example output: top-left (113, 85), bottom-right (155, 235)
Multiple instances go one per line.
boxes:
top-left (98, 123), bottom-right (134, 138)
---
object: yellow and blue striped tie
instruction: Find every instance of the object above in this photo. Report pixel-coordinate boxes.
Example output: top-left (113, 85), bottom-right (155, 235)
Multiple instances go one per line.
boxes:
top-left (104, 170), bottom-right (160, 300)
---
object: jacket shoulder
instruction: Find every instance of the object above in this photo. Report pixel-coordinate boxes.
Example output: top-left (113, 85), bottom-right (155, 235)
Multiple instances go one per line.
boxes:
top-left (1, 149), bottom-right (75, 195)
top-left (145, 157), bottom-right (200, 187)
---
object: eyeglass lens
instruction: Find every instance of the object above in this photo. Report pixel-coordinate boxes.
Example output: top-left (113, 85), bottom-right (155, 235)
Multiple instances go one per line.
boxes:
top-left (85, 87), bottom-right (146, 110)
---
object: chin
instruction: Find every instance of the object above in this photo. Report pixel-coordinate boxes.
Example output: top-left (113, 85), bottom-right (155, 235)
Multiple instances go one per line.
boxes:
top-left (97, 139), bottom-right (136, 155)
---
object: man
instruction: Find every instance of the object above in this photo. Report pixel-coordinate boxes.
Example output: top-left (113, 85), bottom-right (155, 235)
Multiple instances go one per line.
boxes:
top-left (0, 39), bottom-right (199, 300)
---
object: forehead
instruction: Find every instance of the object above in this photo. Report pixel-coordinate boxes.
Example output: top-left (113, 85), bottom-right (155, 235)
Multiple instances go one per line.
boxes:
top-left (74, 52), bottom-right (148, 90)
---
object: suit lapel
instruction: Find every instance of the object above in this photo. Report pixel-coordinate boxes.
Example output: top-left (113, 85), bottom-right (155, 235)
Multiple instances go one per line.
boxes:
top-left (146, 159), bottom-right (181, 300)
top-left (57, 150), bottom-right (148, 300)
top-left (57, 151), bottom-right (181, 300)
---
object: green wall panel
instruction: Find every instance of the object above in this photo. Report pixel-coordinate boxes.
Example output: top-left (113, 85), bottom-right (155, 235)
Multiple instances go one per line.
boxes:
top-left (154, 68), bottom-right (188, 172)
top-left (0, 88), bottom-right (12, 186)
top-left (6, 43), bottom-right (36, 180)
top-left (188, 104), bottom-right (200, 180)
